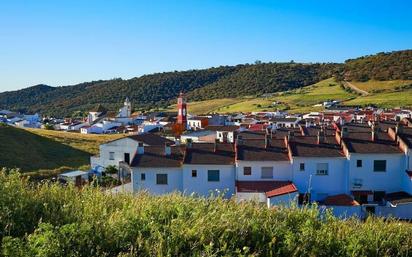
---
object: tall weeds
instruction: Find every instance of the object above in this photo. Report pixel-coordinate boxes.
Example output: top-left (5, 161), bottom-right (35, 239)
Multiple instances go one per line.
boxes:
top-left (0, 170), bottom-right (411, 256)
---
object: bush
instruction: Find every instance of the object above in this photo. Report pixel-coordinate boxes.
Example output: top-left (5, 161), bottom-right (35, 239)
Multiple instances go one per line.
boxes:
top-left (1, 170), bottom-right (412, 256)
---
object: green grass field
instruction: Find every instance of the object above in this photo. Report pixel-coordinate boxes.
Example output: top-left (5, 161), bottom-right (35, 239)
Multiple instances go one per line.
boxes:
top-left (172, 78), bottom-right (412, 114)
top-left (173, 78), bottom-right (357, 114)
top-left (351, 80), bottom-right (412, 93)
top-left (0, 126), bottom-right (124, 178)
top-left (26, 128), bottom-right (124, 155)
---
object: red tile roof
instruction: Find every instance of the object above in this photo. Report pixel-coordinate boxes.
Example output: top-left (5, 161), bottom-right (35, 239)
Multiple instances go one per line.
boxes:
top-left (235, 181), bottom-right (297, 198)
top-left (266, 183), bottom-right (297, 198)
top-left (322, 194), bottom-right (359, 206)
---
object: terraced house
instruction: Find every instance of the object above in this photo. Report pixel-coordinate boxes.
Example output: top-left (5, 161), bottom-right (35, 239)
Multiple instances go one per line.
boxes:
top-left (92, 120), bottom-right (412, 219)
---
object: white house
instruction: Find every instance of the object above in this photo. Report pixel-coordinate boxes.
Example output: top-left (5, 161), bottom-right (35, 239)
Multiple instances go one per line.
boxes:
top-left (90, 133), bottom-right (174, 171)
top-left (182, 142), bottom-right (236, 198)
top-left (205, 125), bottom-right (240, 143)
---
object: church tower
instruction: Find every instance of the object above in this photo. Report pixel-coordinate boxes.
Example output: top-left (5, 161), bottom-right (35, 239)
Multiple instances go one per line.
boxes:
top-left (124, 97), bottom-right (132, 117)
top-left (177, 92), bottom-right (187, 128)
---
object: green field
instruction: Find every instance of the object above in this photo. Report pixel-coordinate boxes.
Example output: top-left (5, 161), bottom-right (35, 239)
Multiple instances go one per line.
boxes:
top-left (172, 78), bottom-right (356, 114)
top-left (26, 128), bottom-right (124, 156)
top-left (351, 80), bottom-right (412, 93)
top-left (172, 78), bottom-right (412, 114)
top-left (0, 126), bottom-right (124, 178)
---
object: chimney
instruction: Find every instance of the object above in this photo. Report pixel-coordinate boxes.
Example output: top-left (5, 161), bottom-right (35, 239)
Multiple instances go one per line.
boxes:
top-left (287, 131), bottom-right (295, 142)
top-left (264, 134), bottom-right (270, 149)
top-left (164, 143), bottom-right (171, 156)
top-left (341, 126), bottom-right (349, 138)
top-left (317, 131), bottom-right (325, 144)
top-left (137, 142), bottom-right (144, 154)
top-left (214, 138), bottom-right (219, 152)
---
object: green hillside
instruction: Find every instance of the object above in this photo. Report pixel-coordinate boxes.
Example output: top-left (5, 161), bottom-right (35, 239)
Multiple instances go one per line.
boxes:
top-left (170, 78), bottom-right (356, 114)
top-left (176, 77), bottom-right (412, 114)
top-left (0, 63), bottom-right (339, 117)
top-left (0, 126), bottom-right (123, 177)
top-left (1, 50), bottom-right (411, 117)
top-left (341, 50), bottom-right (412, 81)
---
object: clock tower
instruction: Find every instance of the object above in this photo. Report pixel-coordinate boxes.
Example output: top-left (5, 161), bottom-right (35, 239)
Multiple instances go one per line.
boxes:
top-left (177, 92), bottom-right (187, 128)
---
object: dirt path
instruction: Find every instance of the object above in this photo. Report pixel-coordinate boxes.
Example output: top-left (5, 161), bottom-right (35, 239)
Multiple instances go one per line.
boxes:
top-left (343, 81), bottom-right (369, 96)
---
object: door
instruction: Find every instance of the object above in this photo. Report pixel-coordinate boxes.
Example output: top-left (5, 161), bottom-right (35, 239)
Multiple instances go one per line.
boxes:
top-left (124, 153), bottom-right (130, 164)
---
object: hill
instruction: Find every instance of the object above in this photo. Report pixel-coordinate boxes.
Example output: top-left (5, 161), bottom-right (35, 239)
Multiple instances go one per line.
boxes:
top-left (0, 63), bottom-right (339, 117)
top-left (1, 50), bottom-right (411, 117)
top-left (340, 49), bottom-right (412, 81)
top-left (0, 125), bottom-right (123, 177)
top-left (169, 77), bottom-right (412, 114)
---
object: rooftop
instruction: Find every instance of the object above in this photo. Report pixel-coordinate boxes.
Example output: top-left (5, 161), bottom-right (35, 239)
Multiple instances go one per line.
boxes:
top-left (184, 143), bottom-right (235, 165)
top-left (236, 138), bottom-right (289, 161)
top-left (131, 145), bottom-right (185, 168)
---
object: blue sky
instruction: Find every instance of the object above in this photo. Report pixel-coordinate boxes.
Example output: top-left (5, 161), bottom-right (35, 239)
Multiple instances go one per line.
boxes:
top-left (0, 0), bottom-right (411, 92)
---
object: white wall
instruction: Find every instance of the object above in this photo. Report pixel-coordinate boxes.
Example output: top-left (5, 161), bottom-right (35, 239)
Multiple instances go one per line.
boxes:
top-left (319, 205), bottom-right (362, 219)
top-left (292, 157), bottom-right (347, 201)
top-left (348, 153), bottom-right (406, 193)
top-left (236, 192), bottom-right (267, 203)
top-left (182, 164), bottom-right (235, 198)
top-left (267, 192), bottom-right (298, 207)
top-left (93, 137), bottom-right (139, 168)
top-left (131, 167), bottom-right (183, 195)
top-left (236, 161), bottom-right (292, 181)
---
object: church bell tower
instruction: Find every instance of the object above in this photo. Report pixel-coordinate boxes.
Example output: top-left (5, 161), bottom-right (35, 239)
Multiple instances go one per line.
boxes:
top-left (177, 92), bottom-right (187, 128)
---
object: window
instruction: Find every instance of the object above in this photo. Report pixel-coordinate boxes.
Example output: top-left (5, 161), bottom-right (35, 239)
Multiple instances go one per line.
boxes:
top-left (191, 170), bottom-right (197, 177)
top-left (156, 174), bottom-right (168, 185)
top-left (356, 160), bottom-right (362, 167)
top-left (109, 152), bottom-right (115, 160)
top-left (208, 170), bottom-right (220, 182)
top-left (316, 163), bottom-right (328, 175)
top-left (374, 160), bottom-right (386, 172)
top-left (243, 167), bottom-right (252, 176)
top-left (299, 163), bottom-right (305, 171)
top-left (124, 153), bottom-right (130, 164)
top-left (261, 167), bottom-right (273, 179)
top-left (141, 173), bottom-right (146, 181)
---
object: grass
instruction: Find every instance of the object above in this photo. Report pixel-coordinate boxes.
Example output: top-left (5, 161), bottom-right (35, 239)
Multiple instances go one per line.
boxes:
top-left (169, 78), bottom-right (412, 114)
top-left (1, 170), bottom-right (412, 256)
top-left (0, 126), bottom-right (124, 177)
top-left (166, 98), bottom-right (242, 115)
top-left (350, 80), bottom-right (412, 93)
top-left (26, 128), bottom-right (124, 155)
top-left (173, 78), bottom-right (356, 114)
top-left (345, 88), bottom-right (412, 108)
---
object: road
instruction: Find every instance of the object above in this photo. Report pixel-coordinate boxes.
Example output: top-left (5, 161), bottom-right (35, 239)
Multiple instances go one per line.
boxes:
top-left (343, 81), bottom-right (369, 96)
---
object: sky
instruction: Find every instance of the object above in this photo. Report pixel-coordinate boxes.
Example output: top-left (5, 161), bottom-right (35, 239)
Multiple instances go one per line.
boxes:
top-left (0, 0), bottom-right (411, 92)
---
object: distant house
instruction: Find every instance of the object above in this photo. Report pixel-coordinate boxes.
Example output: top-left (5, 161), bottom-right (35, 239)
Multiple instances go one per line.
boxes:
top-left (269, 117), bottom-right (300, 128)
top-left (187, 116), bottom-right (209, 130)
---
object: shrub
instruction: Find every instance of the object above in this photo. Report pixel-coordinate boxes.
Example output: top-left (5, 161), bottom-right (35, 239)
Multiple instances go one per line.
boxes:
top-left (1, 170), bottom-right (412, 256)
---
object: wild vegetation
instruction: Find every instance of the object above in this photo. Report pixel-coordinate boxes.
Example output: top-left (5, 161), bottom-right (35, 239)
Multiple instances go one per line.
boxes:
top-left (340, 50), bottom-right (412, 82)
top-left (0, 170), bottom-right (411, 256)
top-left (2, 50), bottom-right (410, 117)
top-left (0, 63), bottom-right (339, 117)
